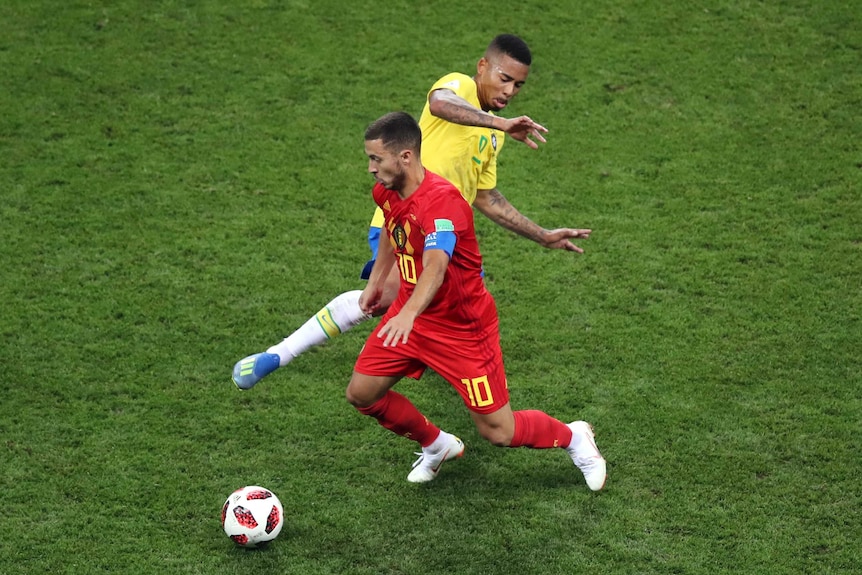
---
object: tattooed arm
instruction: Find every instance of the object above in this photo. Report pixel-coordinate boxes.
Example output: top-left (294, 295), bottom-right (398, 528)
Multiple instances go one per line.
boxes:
top-left (428, 88), bottom-right (590, 252)
top-left (472, 188), bottom-right (591, 253)
top-left (428, 88), bottom-right (547, 149)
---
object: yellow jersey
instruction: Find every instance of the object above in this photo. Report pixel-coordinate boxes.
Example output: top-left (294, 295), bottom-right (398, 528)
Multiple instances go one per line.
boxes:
top-left (369, 72), bottom-right (505, 229)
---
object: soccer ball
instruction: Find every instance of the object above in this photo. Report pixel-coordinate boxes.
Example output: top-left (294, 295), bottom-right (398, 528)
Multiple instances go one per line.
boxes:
top-left (221, 485), bottom-right (284, 548)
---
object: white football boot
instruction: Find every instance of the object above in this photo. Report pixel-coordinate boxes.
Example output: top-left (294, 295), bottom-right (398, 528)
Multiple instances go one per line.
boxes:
top-left (407, 432), bottom-right (465, 483)
top-left (566, 421), bottom-right (607, 491)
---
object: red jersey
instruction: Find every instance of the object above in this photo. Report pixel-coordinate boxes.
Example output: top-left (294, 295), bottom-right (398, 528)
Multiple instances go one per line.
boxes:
top-left (373, 170), bottom-right (495, 337)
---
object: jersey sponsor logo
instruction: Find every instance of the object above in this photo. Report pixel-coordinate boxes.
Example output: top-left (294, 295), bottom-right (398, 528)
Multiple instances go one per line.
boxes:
top-left (491, 133), bottom-right (497, 151)
top-left (434, 219), bottom-right (454, 232)
top-left (442, 79), bottom-right (460, 90)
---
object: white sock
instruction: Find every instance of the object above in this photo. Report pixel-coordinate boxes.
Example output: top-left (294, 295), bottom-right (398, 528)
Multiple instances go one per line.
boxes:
top-left (266, 290), bottom-right (370, 366)
top-left (426, 430), bottom-right (451, 453)
top-left (566, 424), bottom-right (587, 453)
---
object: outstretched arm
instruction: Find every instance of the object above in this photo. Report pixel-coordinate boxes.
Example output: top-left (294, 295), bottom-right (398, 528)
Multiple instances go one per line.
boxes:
top-left (428, 89), bottom-right (548, 149)
top-left (473, 188), bottom-right (591, 253)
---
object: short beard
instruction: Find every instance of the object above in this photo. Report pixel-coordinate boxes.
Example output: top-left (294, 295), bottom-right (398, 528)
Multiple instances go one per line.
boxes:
top-left (389, 168), bottom-right (407, 192)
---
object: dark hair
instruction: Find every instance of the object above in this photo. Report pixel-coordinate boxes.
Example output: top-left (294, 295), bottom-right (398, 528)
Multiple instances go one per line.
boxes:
top-left (487, 34), bottom-right (532, 66)
top-left (364, 111), bottom-right (422, 154)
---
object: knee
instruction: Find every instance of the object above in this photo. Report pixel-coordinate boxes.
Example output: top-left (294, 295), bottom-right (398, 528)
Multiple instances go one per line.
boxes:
top-left (345, 378), bottom-right (371, 409)
top-left (346, 386), bottom-right (375, 409)
top-left (478, 426), bottom-right (513, 447)
top-left (345, 387), bottom-right (362, 408)
top-left (346, 373), bottom-right (387, 409)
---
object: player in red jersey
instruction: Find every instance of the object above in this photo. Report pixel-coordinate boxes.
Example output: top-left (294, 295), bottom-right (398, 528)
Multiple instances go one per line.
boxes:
top-left (349, 111), bottom-right (606, 490)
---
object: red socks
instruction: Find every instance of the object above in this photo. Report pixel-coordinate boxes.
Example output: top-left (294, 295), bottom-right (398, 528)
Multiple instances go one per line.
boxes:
top-left (356, 390), bottom-right (440, 447)
top-left (357, 396), bottom-right (571, 450)
top-left (511, 410), bottom-right (573, 449)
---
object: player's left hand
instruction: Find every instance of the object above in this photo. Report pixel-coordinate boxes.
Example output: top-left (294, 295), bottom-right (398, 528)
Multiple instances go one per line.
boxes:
top-left (540, 228), bottom-right (592, 253)
top-left (503, 116), bottom-right (548, 150)
top-left (378, 313), bottom-right (415, 347)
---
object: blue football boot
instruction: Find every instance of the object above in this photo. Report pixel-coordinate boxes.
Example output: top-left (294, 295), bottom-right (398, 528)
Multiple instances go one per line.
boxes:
top-left (232, 353), bottom-right (280, 390)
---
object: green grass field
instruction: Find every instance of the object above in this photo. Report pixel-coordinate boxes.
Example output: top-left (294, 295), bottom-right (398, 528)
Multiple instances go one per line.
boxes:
top-left (2, 1), bottom-right (860, 573)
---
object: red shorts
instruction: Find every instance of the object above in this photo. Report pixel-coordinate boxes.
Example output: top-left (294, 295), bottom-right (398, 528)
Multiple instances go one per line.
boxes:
top-left (354, 317), bottom-right (510, 414)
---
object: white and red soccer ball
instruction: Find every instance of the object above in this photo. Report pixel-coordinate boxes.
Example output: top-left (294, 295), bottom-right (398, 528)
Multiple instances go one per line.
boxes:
top-left (221, 485), bottom-right (284, 548)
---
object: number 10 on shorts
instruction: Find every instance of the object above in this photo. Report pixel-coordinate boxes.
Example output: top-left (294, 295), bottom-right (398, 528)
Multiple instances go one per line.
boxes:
top-left (461, 375), bottom-right (494, 408)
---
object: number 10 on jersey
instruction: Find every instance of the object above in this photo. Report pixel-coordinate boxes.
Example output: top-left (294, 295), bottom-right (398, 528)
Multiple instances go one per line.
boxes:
top-left (397, 253), bottom-right (418, 284)
top-left (461, 375), bottom-right (494, 408)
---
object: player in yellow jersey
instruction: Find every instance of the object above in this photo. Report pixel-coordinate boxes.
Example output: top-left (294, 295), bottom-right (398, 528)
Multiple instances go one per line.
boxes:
top-left (233, 34), bottom-right (592, 390)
